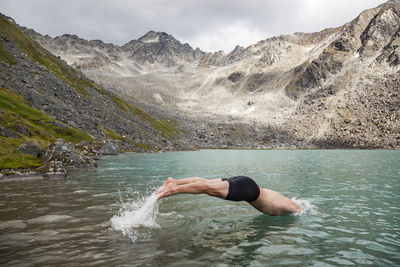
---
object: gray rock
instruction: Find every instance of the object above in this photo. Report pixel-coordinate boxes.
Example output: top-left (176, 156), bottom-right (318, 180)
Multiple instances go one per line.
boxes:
top-left (120, 140), bottom-right (135, 152)
top-left (18, 141), bottom-right (41, 157)
top-left (14, 125), bottom-right (30, 136)
top-left (0, 126), bottom-right (21, 138)
top-left (66, 151), bottom-right (96, 169)
top-left (40, 138), bottom-right (96, 169)
top-left (40, 161), bottom-right (67, 178)
top-left (99, 142), bottom-right (119, 155)
top-left (76, 141), bottom-right (89, 147)
top-left (227, 72), bottom-right (243, 83)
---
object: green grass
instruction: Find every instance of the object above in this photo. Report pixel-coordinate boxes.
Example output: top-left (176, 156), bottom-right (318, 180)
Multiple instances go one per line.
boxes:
top-left (0, 14), bottom-right (105, 96)
top-left (0, 87), bottom-right (94, 169)
top-left (138, 143), bottom-right (154, 150)
top-left (0, 146), bottom-right (43, 169)
top-left (98, 126), bottom-right (127, 141)
top-left (0, 42), bottom-right (16, 65)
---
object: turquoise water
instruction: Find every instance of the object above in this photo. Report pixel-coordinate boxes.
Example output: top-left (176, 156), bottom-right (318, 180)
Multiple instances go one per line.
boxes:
top-left (1, 150), bottom-right (399, 266)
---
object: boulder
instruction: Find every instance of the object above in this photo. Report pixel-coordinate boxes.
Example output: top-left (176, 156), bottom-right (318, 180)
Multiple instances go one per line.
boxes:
top-left (39, 161), bottom-right (67, 179)
top-left (14, 125), bottom-right (30, 136)
top-left (40, 138), bottom-right (96, 170)
top-left (18, 141), bottom-right (41, 158)
top-left (76, 141), bottom-right (89, 147)
top-left (0, 126), bottom-right (21, 138)
top-left (99, 142), bottom-right (119, 155)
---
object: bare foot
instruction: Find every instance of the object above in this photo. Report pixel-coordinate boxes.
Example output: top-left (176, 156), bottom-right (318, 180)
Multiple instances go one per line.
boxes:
top-left (156, 177), bottom-right (174, 194)
top-left (155, 177), bottom-right (174, 199)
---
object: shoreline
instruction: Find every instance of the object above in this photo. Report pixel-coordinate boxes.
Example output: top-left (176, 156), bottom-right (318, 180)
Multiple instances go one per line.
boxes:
top-left (1, 147), bottom-right (398, 182)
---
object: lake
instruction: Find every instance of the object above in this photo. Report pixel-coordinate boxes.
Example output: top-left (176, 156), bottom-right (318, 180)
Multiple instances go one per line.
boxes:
top-left (1, 150), bottom-right (399, 266)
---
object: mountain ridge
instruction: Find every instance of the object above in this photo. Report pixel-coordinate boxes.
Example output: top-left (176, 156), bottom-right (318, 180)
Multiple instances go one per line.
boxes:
top-left (2, 0), bottom-right (399, 153)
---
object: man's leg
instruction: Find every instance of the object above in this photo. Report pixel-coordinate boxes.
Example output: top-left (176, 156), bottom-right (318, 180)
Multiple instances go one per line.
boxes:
top-left (155, 177), bottom-right (203, 194)
top-left (155, 177), bottom-right (221, 194)
top-left (156, 177), bottom-right (228, 200)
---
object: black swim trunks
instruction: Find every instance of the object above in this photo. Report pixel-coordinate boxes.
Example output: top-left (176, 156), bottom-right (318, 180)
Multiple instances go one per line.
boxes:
top-left (221, 176), bottom-right (260, 202)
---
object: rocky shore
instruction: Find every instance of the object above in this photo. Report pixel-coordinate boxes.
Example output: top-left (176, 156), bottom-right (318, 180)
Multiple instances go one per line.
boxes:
top-left (0, 138), bottom-right (120, 181)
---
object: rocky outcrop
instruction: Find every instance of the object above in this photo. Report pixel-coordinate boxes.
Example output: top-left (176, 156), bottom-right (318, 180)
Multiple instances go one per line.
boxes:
top-left (18, 141), bottom-right (41, 158)
top-left (99, 142), bottom-right (119, 155)
top-left (122, 31), bottom-right (201, 67)
top-left (0, 126), bottom-right (20, 138)
top-left (286, 1), bottom-right (400, 100)
top-left (283, 70), bottom-right (400, 149)
top-left (0, 138), bottom-right (100, 179)
top-left (37, 139), bottom-right (96, 178)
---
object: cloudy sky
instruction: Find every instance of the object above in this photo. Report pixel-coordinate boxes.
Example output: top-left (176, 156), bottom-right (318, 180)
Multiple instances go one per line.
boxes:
top-left (0, 0), bottom-right (386, 53)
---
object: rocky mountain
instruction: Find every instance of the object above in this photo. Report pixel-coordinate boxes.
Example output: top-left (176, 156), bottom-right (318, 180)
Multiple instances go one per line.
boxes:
top-left (0, 13), bottom-right (201, 170)
top-left (2, 0), bottom-right (400, 155)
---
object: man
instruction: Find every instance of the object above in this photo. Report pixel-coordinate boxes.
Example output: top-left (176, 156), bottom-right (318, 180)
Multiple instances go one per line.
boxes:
top-left (155, 176), bottom-right (302, 216)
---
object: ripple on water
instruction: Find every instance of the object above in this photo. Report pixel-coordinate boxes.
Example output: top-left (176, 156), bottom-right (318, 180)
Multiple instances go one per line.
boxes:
top-left (0, 220), bottom-right (26, 229)
top-left (73, 190), bottom-right (88, 193)
top-left (27, 215), bottom-right (73, 224)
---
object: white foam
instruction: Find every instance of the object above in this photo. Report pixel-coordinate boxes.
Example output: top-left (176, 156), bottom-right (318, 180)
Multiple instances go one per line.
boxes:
top-left (110, 194), bottom-right (160, 242)
top-left (291, 198), bottom-right (319, 216)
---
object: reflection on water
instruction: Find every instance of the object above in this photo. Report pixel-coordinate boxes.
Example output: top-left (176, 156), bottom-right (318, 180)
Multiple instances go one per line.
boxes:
top-left (0, 150), bottom-right (399, 266)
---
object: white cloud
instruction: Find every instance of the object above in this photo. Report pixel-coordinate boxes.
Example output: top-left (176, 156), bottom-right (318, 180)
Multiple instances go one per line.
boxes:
top-left (180, 22), bottom-right (267, 53)
top-left (297, 0), bottom-right (387, 31)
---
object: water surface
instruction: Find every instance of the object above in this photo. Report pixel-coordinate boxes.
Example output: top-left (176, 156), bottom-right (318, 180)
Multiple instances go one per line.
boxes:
top-left (1, 150), bottom-right (399, 266)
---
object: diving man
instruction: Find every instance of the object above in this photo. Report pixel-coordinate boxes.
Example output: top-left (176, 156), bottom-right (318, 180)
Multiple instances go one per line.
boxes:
top-left (156, 176), bottom-right (302, 216)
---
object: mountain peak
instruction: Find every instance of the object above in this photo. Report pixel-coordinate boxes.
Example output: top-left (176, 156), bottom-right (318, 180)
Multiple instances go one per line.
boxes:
top-left (138, 31), bottom-right (172, 44)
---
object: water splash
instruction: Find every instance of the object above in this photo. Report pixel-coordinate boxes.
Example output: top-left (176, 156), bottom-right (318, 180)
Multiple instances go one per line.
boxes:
top-left (110, 194), bottom-right (160, 242)
top-left (291, 198), bottom-right (319, 216)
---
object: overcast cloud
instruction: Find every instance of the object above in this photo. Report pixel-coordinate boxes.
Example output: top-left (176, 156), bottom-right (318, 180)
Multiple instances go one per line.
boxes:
top-left (0, 0), bottom-right (386, 53)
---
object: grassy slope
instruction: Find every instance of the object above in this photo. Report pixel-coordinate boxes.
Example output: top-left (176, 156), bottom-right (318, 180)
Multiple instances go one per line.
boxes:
top-left (0, 87), bottom-right (94, 169)
top-left (0, 42), bottom-right (16, 65)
